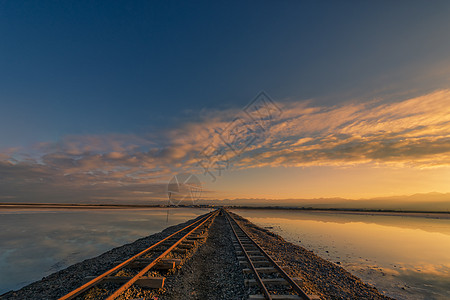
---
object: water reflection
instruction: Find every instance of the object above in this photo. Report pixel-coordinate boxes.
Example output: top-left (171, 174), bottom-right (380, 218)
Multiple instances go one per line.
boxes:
top-left (0, 207), bottom-right (209, 294)
top-left (232, 209), bottom-right (450, 300)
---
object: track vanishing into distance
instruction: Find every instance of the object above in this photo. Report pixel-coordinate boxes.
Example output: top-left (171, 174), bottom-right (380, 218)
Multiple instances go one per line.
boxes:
top-left (59, 210), bottom-right (218, 300)
top-left (58, 209), bottom-right (319, 300)
top-left (224, 209), bottom-right (317, 300)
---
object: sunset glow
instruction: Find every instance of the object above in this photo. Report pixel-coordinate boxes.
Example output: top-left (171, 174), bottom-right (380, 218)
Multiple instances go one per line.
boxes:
top-left (1, 1), bottom-right (450, 209)
top-left (2, 3), bottom-right (450, 299)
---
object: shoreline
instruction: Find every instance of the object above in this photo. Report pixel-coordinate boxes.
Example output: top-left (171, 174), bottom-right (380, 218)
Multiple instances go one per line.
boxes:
top-left (1, 204), bottom-right (449, 222)
top-left (0, 214), bottom-right (207, 299)
top-left (1, 202), bottom-right (449, 218)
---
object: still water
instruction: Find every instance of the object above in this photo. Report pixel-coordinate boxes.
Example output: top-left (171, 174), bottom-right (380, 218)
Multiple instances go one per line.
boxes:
top-left (232, 209), bottom-right (450, 300)
top-left (0, 207), bottom-right (209, 294)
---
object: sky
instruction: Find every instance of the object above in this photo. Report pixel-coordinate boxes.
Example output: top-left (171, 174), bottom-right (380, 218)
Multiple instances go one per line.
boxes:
top-left (1, 1), bottom-right (450, 205)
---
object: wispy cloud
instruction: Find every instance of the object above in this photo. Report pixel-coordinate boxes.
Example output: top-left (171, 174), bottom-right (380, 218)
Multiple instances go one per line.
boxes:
top-left (243, 89), bottom-right (450, 168)
top-left (1, 90), bottom-right (450, 202)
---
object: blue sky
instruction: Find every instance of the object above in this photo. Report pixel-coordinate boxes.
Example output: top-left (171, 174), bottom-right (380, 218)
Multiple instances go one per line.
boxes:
top-left (2, 1), bottom-right (449, 144)
top-left (1, 1), bottom-right (450, 203)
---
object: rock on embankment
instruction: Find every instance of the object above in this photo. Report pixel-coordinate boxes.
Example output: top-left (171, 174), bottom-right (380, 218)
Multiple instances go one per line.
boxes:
top-left (229, 212), bottom-right (393, 300)
top-left (0, 214), bottom-right (208, 300)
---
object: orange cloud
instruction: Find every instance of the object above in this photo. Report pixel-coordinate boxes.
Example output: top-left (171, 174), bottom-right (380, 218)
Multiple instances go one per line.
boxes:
top-left (1, 89), bottom-right (450, 202)
top-left (244, 89), bottom-right (450, 168)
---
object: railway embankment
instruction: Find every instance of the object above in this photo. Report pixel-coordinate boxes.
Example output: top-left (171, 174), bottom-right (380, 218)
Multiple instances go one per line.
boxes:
top-left (1, 210), bottom-right (391, 300)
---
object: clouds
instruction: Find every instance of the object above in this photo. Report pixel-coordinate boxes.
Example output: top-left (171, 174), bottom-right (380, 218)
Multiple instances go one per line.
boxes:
top-left (1, 89), bottom-right (450, 202)
top-left (249, 89), bottom-right (450, 168)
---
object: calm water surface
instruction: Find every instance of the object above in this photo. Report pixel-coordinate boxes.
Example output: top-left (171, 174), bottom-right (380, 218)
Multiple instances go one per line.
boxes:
top-left (0, 207), bottom-right (210, 294)
top-left (232, 209), bottom-right (450, 300)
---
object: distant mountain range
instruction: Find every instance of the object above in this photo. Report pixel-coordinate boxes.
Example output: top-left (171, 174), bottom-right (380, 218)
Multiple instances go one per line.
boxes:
top-left (194, 192), bottom-right (450, 212)
top-left (2, 192), bottom-right (450, 212)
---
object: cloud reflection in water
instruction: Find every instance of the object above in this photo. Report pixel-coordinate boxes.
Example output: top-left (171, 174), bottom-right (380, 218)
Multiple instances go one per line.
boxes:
top-left (0, 208), bottom-right (208, 294)
top-left (232, 209), bottom-right (450, 300)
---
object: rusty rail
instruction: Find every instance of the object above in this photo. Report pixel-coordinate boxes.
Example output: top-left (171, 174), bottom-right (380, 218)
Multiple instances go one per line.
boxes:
top-left (59, 209), bottom-right (218, 300)
top-left (224, 209), bottom-right (311, 300)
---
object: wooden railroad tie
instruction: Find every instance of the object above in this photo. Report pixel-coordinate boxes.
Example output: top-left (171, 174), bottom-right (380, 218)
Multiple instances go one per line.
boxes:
top-left (113, 261), bottom-right (174, 270)
top-left (237, 255), bottom-right (267, 261)
top-left (182, 240), bottom-right (196, 244)
top-left (177, 243), bottom-right (195, 249)
top-left (83, 276), bottom-right (165, 289)
top-left (103, 276), bottom-right (165, 289)
top-left (114, 258), bottom-right (182, 270)
top-left (249, 295), bottom-right (304, 300)
top-left (249, 295), bottom-right (321, 300)
top-left (241, 266), bottom-right (290, 274)
top-left (172, 248), bottom-right (188, 254)
top-left (239, 260), bottom-right (281, 266)
top-left (187, 235), bottom-right (207, 240)
top-left (245, 277), bottom-right (303, 286)
top-left (236, 250), bottom-right (260, 255)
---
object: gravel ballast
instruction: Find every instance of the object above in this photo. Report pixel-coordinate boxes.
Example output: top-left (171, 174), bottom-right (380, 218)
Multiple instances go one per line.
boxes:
top-left (229, 212), bottom-right (393, 300)
top-left (1, 210), bottom-right (393, 300)
top-left (161, 212), bottom-right (246, 300)
top-left (0, 214), bottom-right (207, 300)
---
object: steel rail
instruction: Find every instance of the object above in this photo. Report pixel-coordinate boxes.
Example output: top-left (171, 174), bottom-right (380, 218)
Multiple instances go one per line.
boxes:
top-left (225, 209), bottom-right (311, 300)
top-left (105, 209), bottom-right (218, 300)
top-left (225, 210), bottom-right (272, 299)
top-left (59, 210), bottom-right (216, 300)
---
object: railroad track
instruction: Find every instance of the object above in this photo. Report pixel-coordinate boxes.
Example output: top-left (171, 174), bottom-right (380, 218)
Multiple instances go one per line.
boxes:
top-left (59, 209), bottom-right (218, 300)
top-left (224, 209), bottom-right (317, 300)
